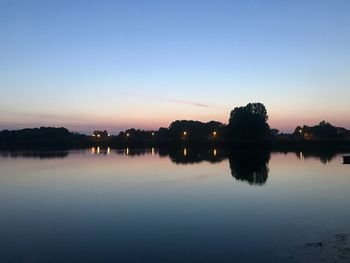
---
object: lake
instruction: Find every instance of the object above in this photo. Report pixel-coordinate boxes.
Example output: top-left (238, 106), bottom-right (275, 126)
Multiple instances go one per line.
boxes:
top-left (0, 148), bottom-right (349, 263)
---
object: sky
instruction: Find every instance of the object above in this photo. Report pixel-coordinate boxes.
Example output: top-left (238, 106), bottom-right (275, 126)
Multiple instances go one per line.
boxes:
top-left (0, 0), bottom-right (350, 134)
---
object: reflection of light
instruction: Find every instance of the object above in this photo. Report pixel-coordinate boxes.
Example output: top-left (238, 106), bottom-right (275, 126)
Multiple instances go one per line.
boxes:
top-left (213, 149), bottom-right (217, 156)
top-left (97, 147), bottom-right (100, 154)
top-left (299, 151), bottom-right (304, 160)
top-left (107, 147), bottom-right (110, 155)
top-left (97, 134), bottom-right (101, 138)
top-left (183, 148), bottom-right (187, 156)
top-left (126, 147), bottom-right (129, 155)
top-left (91, 147), bottom-right (96, 154)
top-left (151, 147), bottom-right (155, 156)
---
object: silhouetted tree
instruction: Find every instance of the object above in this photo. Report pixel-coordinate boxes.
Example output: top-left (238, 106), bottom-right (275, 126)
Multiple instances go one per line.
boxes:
top-left (169, 120), bottom-right (224, 141)
top-left (157, 127), bottom-right (171, 141)
top-left (92, 130), bottom-right (109, 139)
top-left (0, 127), bottom-right (87, 148)
top-left (227, 102), bottom-right (270, 140)
top-left (245, 102), bottom-right (268, 122)
top-left (294, 121), bottom-right (347, 140)
top-left (270, 129), bottom-right (279, 138)
top-left (118, 128), bottom-right (155, 141)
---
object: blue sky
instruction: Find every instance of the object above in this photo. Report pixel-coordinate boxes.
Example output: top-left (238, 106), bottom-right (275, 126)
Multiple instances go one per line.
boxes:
top-left (0, 0), bottom-right (350, 133)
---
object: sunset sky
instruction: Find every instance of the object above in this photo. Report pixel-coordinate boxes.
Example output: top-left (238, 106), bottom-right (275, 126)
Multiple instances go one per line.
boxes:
top-left (1, 0), bottom-right (349, 134)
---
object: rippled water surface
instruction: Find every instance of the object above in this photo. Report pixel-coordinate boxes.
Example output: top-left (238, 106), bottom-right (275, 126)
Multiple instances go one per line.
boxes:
top-left (0, 149), bottom-right (349, 262)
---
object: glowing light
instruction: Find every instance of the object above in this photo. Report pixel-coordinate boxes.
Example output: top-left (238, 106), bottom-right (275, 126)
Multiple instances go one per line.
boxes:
top-left (97, 146), bottom-right (100, 154)
top-left (152, 132), bottom-right (155, 136)
top-left (126, 147), bottom-right (129, 155)
top-left (97, 134), bottom-right (101, 138)
top-left (107, 147), bottom-right (110, 155)
top-left (126, 133), bottom-right (130, 137)
top-left (213, 131), bottom-right (217, 136)
top-left (299, 129), bottom-right (302, 133)
top-left (92, 134), bottom-right (96, 137)
top-left (183, 148), bottom-right (187, 156)
top-left (183, 131), bottom-right (187, 136)
top-left (213, 149), bottom-right (217, 156)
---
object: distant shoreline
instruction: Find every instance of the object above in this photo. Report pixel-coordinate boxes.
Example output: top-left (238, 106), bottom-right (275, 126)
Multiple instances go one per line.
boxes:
top-left (1, 125), bottom-right (350, 151)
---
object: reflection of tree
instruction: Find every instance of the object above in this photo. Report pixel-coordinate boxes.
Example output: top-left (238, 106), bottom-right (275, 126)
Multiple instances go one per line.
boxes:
top-left (168, 147), bottom-right (226, 165)
top-left (115, 148), bottom-right (151, 156)
top-left (295, 151), bottom-right (337, 164)
top-left (318, 154), bottom-right (336, 164)
top-left (228, 151), bottom-right (270, 185)
top-left (1, 151), bottom-right (69, 159)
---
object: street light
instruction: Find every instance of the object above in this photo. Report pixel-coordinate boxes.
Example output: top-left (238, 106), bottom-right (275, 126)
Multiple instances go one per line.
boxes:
top-left (183, 131), bottom-right (187, 136)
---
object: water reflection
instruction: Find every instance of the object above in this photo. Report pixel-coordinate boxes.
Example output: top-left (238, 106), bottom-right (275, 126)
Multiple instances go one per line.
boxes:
top-left (228, 151), bottom-right (270, 185)
top-left (91, 146), bottom-right (111, 155)
top-left (0, 148), bottom-right (344, 187)
top-left (0, 148), bottom-right (342, 166)
top-left (116, 148), bottom-right (156, 156)
top-left (168, 147), bottom-right (226, 164)
top-left (295, 151), bottom-right (337, 164)
top-left (0, 148), bottom-right (348, 263)
top-left (166, 147), bottom-right (271, 185)
top-left (0, 151), bottom-right (69, 159)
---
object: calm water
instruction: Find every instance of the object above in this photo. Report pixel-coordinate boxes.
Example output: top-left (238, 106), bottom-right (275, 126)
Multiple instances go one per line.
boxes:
top-left (0, 148), bottom-right (349, 263)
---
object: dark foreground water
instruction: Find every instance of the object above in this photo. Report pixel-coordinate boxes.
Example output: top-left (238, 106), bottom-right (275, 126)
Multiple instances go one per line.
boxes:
top-left (0, 148), bottom-right (349, 263)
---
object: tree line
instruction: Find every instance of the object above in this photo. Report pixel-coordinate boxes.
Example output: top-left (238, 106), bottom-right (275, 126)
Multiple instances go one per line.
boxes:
top-left (0, 102), bottom-right (349, 149)
top-left (115, 102), bottom-right (272, 142)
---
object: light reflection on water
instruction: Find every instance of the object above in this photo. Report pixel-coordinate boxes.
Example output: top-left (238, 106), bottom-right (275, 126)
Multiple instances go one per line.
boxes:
top-left (0, 149), bottom-right (349, 262)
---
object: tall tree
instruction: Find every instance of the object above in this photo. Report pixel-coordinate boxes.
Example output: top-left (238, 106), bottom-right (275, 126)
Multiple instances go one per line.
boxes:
top-left (227, 102), bottom-right (270, 140)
